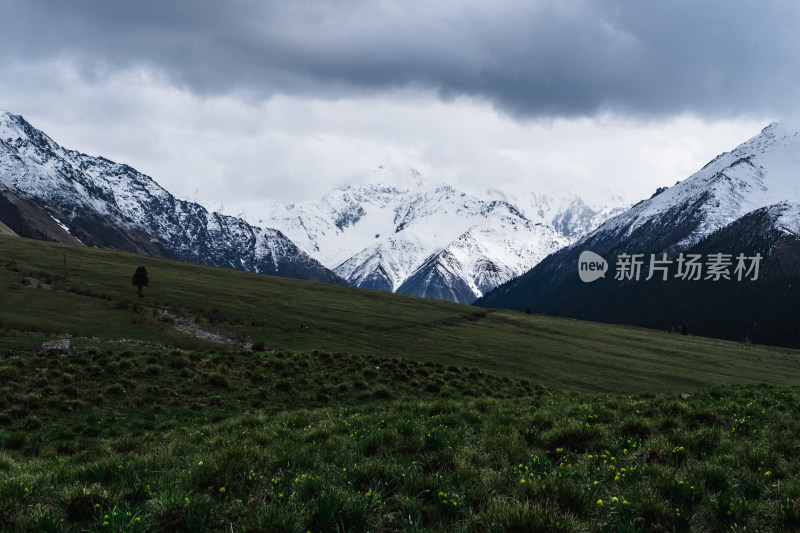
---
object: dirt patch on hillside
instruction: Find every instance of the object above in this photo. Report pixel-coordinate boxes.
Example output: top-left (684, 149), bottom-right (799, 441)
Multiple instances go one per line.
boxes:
top-left (0, 220), bottom-right (19, 236)
top-left (155, 309), bottom-right (238, 346)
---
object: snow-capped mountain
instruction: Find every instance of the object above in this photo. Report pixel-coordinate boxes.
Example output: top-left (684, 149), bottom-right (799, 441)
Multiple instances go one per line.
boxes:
top-left (0, 111), bottom-right (344, 284)
top-left (591, 122), bottom-right (800, 252)
top-left (260, 173), bottom-right (583, 303)
top-left (395, 211), bottom-right (568, 302)
top-left (478, 122), bottom-right (800, 347)
top-left (485, 189), bottom-right (628, 242)
top-left (1, 110), bottom-right (623, 304)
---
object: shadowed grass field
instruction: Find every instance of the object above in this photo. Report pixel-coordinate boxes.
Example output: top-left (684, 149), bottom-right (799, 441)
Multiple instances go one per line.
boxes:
top-left (2, 235), bottom-right (800, 393)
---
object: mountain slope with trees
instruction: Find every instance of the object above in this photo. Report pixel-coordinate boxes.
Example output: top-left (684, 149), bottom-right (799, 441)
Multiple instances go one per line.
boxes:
top-left (478, 123), bottom-right (800, 347)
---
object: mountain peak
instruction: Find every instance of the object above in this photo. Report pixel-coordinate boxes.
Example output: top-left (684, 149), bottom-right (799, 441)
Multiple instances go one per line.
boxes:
top-left (0, 111), bottom-right (27, 137)
top-left (0, 111), bottom-right (63, 158)
top-left (594, 121), bottom-right (800, 250)
top-left (260, 174), bottom-right (601, 303)
top-left (356, 164), bottom-right (428, 190)
top-left (0, 111), bottom-right (34, 132)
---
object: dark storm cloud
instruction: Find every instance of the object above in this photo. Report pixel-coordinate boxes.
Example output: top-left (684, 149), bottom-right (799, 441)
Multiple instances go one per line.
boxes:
top-left (4, 0), bottom-right (799, 118)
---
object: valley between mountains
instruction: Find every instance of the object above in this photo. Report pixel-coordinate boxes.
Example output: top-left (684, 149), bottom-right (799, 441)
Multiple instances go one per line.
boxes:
top-left (0, 110), bottom-right (622, 304)
top-left (5, 112), bottom-right (800, 532)
top-left (4, 110), bottom-right (800, 347)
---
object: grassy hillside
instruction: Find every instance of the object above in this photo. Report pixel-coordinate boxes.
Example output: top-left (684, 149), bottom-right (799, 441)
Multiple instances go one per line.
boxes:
top-left (2, 234), bottom-right (800, 393)
top-left (4, 236), bottom-right (800, 531)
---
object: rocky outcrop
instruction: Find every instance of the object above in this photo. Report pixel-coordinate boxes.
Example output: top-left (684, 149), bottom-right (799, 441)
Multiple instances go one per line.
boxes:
top-left (33, 339), bottom-right (76, 358)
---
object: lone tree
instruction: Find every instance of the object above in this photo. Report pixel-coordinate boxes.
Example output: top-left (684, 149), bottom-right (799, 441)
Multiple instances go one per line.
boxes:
top-left (132, 266), bottom-right (149, 297)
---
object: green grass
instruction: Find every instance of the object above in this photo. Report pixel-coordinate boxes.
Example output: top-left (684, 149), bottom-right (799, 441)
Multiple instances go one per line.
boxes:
top-left (3, 235), bottom-right (800, 531)
top-left (1, 347), bottom-right (800, 531)
top-left (2, 235), bottom-right (800, 393)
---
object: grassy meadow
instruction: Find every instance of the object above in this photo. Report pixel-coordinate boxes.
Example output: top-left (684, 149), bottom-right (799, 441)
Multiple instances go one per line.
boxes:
top-left (2, 235), bottom-right (800, 531)
top-left (2, 235), bottom-right (799, 393)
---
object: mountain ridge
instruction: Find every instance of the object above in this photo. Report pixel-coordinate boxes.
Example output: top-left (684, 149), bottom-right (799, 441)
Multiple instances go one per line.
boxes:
top-left (1, 110), bottom-right (626, 302)
top-left (477, 121), bottom-right (800, 347)
top-left (0, 111), bottom-right (346, 285)
top-left (260, 171), bottom-right (623, 303)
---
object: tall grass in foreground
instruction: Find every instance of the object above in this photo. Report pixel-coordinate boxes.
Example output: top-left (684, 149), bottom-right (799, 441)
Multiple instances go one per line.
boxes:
top-left (2, 346), bottom-right (800, 531)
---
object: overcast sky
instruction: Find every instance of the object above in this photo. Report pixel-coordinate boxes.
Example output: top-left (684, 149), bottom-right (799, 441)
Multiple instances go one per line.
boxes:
top-left (2, 0), bottom-right (798, 219)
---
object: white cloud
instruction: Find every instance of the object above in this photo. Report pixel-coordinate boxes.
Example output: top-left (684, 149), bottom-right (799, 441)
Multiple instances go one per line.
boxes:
top-left (1, 62), bottom-right (771, 221)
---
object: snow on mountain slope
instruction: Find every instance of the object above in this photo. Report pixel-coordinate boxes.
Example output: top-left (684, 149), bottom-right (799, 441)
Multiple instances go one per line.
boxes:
top-left (261, 179), bottom-right (409, 267)
top-left (478, 121), bottom-right (800, 316)
top-left (593, 122), bottom-right (800, 251)
top-left (1, 109), bottom-right (623, 303)
top-left (262, 171), bottom-right (574, 303)
top-left (397, 211), bottom-right (567, 302)
top-left (0, 111), bottom-right (344, 284)
top-left (335, 231), bottom-right (436, 292)
top-left (485, 189), bottom-right (628, 242)
top-left (769, 201), bottom-right (800, 237)
top-left (0, 179), bottom-right (83, 243)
